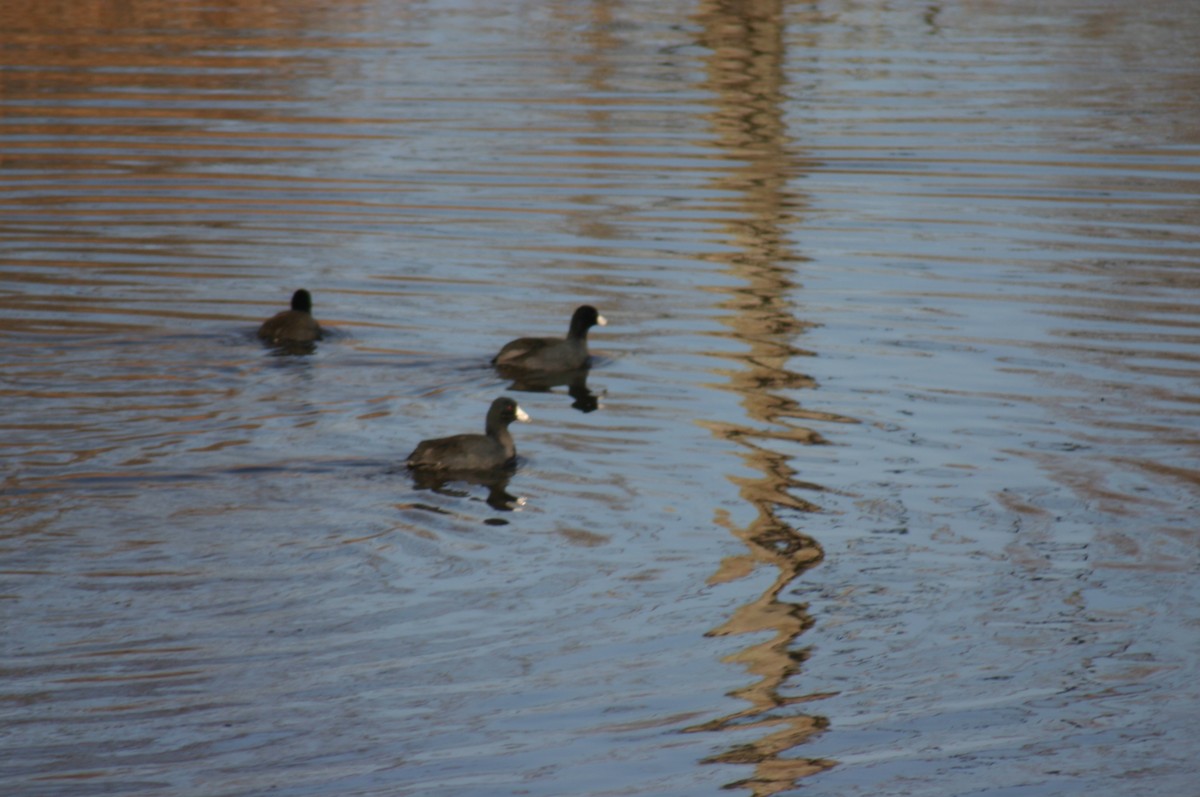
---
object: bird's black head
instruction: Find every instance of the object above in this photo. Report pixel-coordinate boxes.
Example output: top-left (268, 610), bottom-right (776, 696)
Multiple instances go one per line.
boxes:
top-left (569, 305), bottom-right (607, 336)
top-left (291, 289), bottom-right (313, 313)
top-left (488, 396), bottom-right (531, 429)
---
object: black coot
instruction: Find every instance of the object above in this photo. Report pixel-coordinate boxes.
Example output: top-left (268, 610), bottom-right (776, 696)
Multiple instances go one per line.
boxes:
top-left (406, 397), bottom-right (531, 471)
top-left (491, 305), bottom-right (606, 371)
top-left (258, 289), bottom-right (322, 344)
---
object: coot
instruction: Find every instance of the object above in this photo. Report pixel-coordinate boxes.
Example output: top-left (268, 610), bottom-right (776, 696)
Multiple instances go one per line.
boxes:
top-left (258, 289), bottom-right (322, 344)
top-left (406, 397), bottom-right (530, 471)
top-left (491, 305), bottom-right (606, 371)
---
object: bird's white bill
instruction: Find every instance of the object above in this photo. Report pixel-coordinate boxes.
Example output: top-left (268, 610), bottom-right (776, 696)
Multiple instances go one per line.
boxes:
top-left (515, 406), bottom-right (531, 422)
top-left (596, 314), bottom-right (608, 326)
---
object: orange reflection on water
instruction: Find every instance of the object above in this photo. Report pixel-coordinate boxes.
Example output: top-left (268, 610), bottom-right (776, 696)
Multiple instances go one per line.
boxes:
top-left (687, 0), bottom-right (849, 792)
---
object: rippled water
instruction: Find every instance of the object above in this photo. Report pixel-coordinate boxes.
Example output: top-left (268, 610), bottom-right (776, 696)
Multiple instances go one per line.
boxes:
top-left (3, 1), bottom-right (1198, 795)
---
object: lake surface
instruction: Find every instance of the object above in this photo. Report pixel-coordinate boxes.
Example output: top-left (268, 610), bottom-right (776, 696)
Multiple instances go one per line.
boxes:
top-left (2, 1), bottom-right (1198, 795)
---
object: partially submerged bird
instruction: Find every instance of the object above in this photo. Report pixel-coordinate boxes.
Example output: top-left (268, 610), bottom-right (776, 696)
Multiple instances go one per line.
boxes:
top-left (406, 396), bottom-right (530, 471)
top-left (491, 305), bottom-right (606, 372)
top-left (258, 289), bottom-right (322, 345)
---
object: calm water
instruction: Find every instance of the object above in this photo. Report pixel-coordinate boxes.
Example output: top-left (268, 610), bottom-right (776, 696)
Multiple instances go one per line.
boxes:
top-left (3, 1), bottom-right (1198, 795)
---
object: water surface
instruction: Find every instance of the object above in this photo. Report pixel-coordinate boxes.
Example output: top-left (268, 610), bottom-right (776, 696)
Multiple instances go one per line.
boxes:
top-left (2, 1), bottom-right (1198, 796)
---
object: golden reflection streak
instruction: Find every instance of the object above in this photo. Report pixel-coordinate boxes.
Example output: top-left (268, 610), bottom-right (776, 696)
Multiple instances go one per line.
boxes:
top-left (687, 1), bottom-right (848, 792)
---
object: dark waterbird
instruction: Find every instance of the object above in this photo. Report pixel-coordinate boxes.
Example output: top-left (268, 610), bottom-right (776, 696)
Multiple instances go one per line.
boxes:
top-left (406, 396), bottom-right (531, 471)
top-left (491, 305), bottom-right (606, 372)
top-left (258, 289), bottom-right (322, 345)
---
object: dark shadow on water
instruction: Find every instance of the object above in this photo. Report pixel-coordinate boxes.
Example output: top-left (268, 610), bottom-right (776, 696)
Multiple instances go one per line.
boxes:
top-left (496, 365), bottom-right (602, 413)
top-left (406, 465), bottom-right (525, 512)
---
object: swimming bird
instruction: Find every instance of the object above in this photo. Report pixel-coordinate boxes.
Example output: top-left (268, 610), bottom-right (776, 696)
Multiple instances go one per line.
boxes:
top-left (491, 305), bottom-right (606, 372)
top-left (258, 289), bottom-right (322, 344)
top-left (406, 397), bottom-right (530, 471)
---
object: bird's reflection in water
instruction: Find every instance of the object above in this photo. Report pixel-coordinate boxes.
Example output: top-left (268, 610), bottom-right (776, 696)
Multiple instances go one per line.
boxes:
top-left (408, 466), bottom-right (525, 512)
top-left (498, 366), bottom-right (601, 413)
